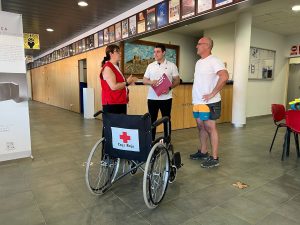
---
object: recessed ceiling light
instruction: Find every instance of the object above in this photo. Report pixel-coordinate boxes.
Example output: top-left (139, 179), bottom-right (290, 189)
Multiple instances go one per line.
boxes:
top-left (292, 5), bottom-right (300, 11)
top-left (46, 28), bottom-right (54, 32)
top-left (78, 1), bottom-right (88, 7)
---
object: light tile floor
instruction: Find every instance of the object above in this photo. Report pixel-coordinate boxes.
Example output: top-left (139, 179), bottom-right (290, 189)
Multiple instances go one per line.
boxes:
top-left (0, 101), bottom-right (300, 225)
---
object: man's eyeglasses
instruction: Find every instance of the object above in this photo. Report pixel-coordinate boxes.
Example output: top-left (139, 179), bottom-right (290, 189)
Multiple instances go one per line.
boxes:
top-left (197, 43), bottom-right (209, 46)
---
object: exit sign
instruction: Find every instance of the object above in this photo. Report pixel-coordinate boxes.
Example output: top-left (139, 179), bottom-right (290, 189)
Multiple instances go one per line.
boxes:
top-left (290, 45), bottom-right (300, 57)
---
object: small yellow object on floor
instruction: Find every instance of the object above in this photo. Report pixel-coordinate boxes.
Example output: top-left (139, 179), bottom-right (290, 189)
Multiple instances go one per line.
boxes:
top-left (232, 181), bottom-right (249, 189)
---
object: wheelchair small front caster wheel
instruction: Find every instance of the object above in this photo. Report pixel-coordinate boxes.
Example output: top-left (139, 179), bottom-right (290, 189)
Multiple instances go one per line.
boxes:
top-left (169, 165), bottom-right (177, 183)
top-left (130, 161), bottom-right (138, 175)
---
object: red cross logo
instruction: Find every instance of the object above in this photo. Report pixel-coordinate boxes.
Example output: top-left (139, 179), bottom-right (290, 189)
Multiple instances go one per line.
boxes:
top-left (120, 132), bottom-right (131, 143)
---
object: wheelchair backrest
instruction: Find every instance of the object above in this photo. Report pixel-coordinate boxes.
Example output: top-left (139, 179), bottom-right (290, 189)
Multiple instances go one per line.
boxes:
top-left (103, 112), bottom-right (152, 162)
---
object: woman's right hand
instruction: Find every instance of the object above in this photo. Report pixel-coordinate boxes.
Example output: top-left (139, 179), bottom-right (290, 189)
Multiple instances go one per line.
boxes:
top-left (127, 75), bottom-right (138, 85)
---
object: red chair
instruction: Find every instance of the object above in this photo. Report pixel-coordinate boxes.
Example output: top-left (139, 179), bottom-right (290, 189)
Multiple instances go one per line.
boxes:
top-left (285, 110), bottom-right (300, 159)
top-left (270, 104), bottom-right (286, 152)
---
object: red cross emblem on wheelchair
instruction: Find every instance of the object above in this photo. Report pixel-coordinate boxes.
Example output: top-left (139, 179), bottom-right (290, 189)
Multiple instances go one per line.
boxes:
top-left (120, 132), bottom-right (131, 143)
top-left (111, 127), bottom-right (140, 152)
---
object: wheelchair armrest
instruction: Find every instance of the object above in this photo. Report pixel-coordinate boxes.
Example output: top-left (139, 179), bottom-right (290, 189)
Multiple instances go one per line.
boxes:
top-left (141, 113), bottom-right (151, 120)
top-left (152, 116), bottom-right (169, 128)
top-left (94, 110), bottom-right (104, 117)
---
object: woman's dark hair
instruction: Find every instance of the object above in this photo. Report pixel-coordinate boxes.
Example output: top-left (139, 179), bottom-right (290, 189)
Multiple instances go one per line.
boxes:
top-left (101, 44), bottom-right (120, 67)
top-left (155, 43), bottom-right (166, 53)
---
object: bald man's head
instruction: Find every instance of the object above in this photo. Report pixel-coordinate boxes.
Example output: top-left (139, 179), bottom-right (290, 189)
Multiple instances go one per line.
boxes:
top-left (202, 37), bottom-right (214, 49)
top-left (196, 37), bottom-right (214, 57)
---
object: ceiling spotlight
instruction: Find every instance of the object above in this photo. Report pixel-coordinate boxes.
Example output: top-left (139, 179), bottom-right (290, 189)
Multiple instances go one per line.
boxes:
top-left (46, 28), bottom-right (54, 32)
top-left (78, 1), bottom-right (88, 7)
top-left (292, 5), bottom-right (300, 11)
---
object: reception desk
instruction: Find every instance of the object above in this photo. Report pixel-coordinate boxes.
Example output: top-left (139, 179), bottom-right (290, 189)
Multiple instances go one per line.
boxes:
top-left (127, 82), bottom-right (233, 132)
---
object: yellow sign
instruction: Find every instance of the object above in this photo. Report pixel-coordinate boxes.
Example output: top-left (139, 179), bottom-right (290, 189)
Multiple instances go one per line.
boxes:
top-left (24, 33), bottom-right (40, 49)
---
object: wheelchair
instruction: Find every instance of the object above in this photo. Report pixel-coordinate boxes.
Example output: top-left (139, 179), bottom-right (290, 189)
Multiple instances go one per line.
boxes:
top-left (85, 111), bottom-right (182, 209)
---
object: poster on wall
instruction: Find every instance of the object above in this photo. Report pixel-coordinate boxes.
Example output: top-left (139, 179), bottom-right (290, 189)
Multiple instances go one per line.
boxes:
top-left (98, 30), bottom-right (104, 46)
top-left (122, 19), bottom-right (129, 39)
top-left (129, 15), bottom-right (137, 36)
top-left (94, 32), bottom-right (98, 48)
top-left (104, 28), bottom-right (109, 44)
top-left (215, 0), bottom-right (233, 7)
top-left (123, 40), bottom-right (179, 78)
top-left (137, 11), bottom-right (146, 34)
top-left (69, 44), bottom-right (74, 56)
top-left (169, 0), bottom-right (180, 23)
top-left (248, 47), bottom-right (275, 80)
top-left (0, 11), bottom-right (31, 162)
top-left (181, 0), bottom-right (195, 19)
top-left (198, 0), bottom-right (213, 13)
top-left (157, 2), bottom-right (168, 28)
top-left (81, 38), bottom-right (86, 52)
top-left (108, 25), bottom-right (115, 43)
top-left (115, 22), bottom-right (122, 41)
top-left (86, 35), bottom-right (94, 50)
top-left (146, 7), bottom-right (156, 31)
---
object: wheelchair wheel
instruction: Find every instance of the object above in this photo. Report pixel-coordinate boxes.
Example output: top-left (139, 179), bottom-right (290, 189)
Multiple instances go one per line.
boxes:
top-left (143, 142), bottom-right (170, 209)
top-left (111, 158), bottom-right (121, 183)
top-left (85, 138), bottom-right (117, 195)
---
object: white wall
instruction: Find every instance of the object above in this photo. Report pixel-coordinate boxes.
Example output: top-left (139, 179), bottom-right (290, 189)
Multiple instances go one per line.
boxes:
top-left (247, 28), bottom-right (289, 117)
top-left (203, 23), bottom-right (289, 118)
top-left (142, 32), bottom-right (198, 82)
top-left (204, 23), bottom-right (235, 79)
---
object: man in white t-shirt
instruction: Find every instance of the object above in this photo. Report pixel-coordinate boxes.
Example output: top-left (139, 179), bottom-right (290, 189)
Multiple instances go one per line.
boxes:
top-left (143, 44), bottom-right (180, 140)
top-left (190, 37), bottom-right (229, 168)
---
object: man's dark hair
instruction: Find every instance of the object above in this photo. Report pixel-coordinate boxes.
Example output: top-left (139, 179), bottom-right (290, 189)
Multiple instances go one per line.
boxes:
top-left (155, 43), bottom-right (166, 52)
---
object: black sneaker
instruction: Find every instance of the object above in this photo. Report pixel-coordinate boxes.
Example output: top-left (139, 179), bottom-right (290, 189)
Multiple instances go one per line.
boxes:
top-left (190, 151), bottom-right (209, 160)
top-left (201, 156), bottom-right (219, 168)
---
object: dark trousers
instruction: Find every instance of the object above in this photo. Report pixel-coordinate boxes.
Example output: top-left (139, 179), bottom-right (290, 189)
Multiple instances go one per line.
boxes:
top-left (102, 104), bottom-right (127, 137)
top-left (148, 99), bottom-right (172, 141)
top-left (102, 104), bottom-right (127, 114)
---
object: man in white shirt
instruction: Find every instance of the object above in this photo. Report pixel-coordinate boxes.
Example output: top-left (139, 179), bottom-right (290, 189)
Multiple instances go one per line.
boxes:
top-left (190, 37), bottom-right (229, 168)
top-left (143, 44), bottom-right (180, 140)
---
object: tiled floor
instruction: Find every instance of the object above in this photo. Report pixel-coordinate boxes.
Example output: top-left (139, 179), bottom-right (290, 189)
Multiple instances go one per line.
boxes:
top-left (0, 101), bottom-right (300, 225)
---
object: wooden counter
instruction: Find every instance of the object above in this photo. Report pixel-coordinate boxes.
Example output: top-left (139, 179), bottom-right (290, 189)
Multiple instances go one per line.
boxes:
top-left (127, 83), bottom-right (233, 132)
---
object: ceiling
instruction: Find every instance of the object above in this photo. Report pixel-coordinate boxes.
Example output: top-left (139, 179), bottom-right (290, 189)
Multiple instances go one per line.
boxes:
top-left (2, 0), bottom-right (300, 58)
top-left (2, 0), bottom-right (146, 57)
top-left (171, 0), bottom-right (300, 37)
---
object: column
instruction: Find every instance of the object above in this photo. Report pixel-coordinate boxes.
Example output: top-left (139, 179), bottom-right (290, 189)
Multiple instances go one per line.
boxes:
top-left (232, 12), bottom-right (252, 127)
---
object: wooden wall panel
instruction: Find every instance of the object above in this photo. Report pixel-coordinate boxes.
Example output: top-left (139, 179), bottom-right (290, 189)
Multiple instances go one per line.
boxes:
top-left (125, 84), bottom-right (233, 131)
top-left (183, 85), bottom-right (197, 128)
top-left (30, 46), bottom-right (107, 113)
top-left (30, 47), bottom-right (232, 129)
top-left (127, 85), bottom-right (148, 115)
top-left (86, 47), bottom-right (106, 113)
top-left (171, 87), bottom-right (185, 130)
top-left (217, 85), bottom-right (233, 123)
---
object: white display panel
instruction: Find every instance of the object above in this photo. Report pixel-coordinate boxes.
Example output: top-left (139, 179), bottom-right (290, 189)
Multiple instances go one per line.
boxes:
top-left (0, 11), bottom-right (31, 162)
top-left (0, 11), bottom-right (26, 74)
top-left (0, 100), bottom-right (31, 161)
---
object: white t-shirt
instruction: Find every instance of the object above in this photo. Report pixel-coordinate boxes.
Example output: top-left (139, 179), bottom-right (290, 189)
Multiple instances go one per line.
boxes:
top-left (192, 55), bottom-right (226, 104)
top-left (144, 59), bottom-right (179, 100)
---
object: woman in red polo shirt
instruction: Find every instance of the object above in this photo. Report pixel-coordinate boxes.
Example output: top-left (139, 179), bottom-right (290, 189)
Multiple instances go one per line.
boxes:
top-left (100, 44), bottom-right (137, 114)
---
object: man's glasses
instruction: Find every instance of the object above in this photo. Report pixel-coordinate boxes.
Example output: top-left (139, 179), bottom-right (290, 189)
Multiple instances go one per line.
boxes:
top-left (197, 43), bottom-right (209, 46)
